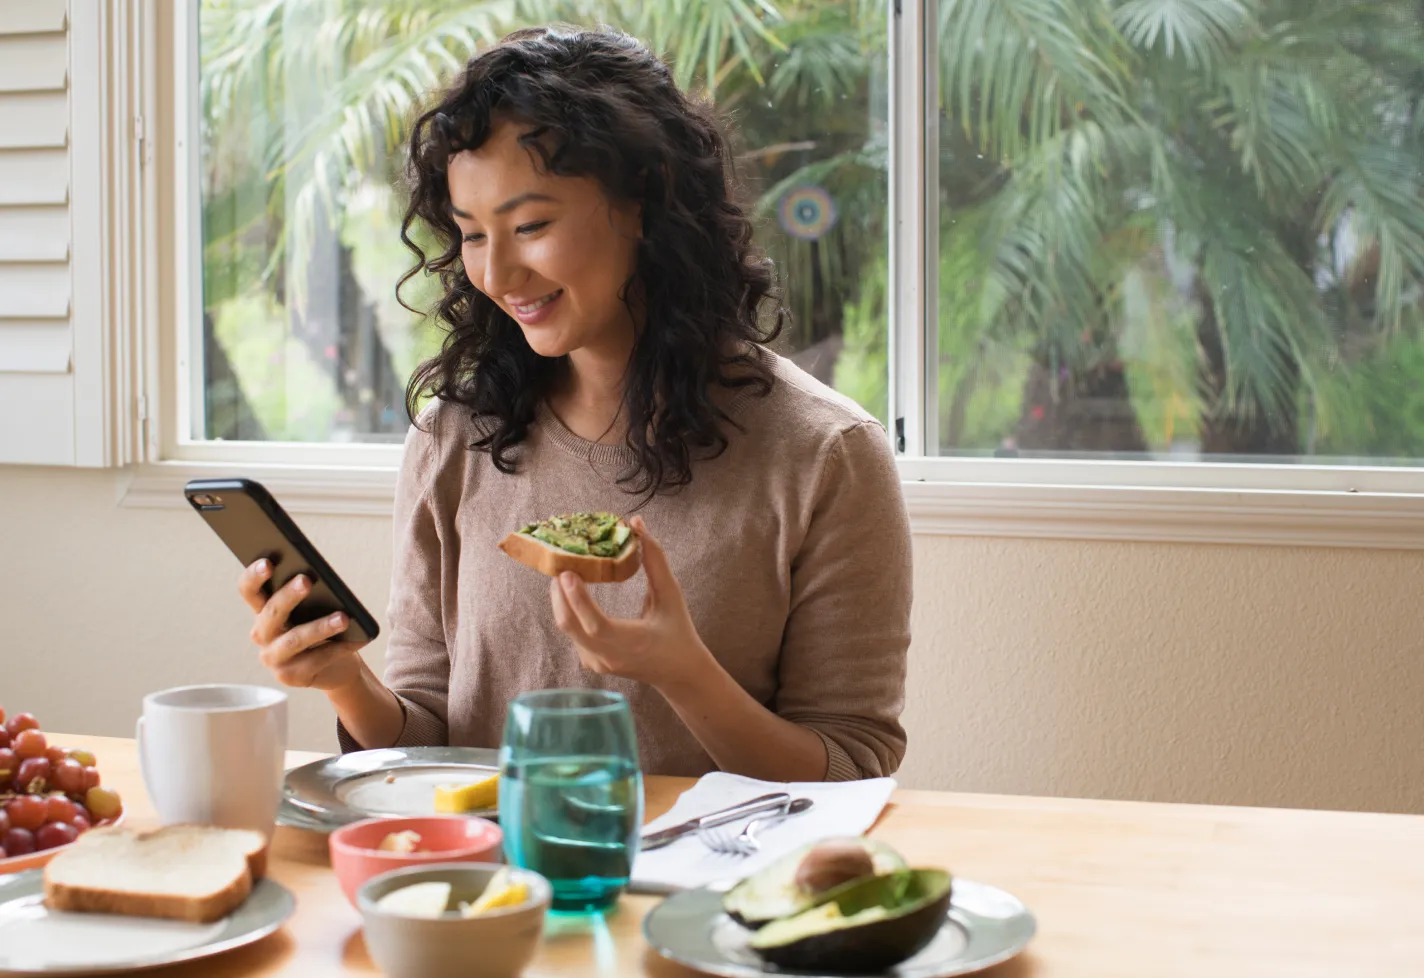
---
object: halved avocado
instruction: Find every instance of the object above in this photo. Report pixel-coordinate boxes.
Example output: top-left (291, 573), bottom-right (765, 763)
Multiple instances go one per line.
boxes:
top-left (746, 868), bottom-right (953, 974)
top-left (722, 836), bottom-right (907, 929)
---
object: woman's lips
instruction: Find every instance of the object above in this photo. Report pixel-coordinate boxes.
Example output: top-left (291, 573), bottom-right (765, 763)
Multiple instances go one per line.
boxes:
top-left (510, 289), bottom-right (564, 325)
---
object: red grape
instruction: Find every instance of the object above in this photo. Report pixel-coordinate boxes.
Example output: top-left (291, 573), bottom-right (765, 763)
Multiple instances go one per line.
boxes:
top-left (5, 796), bottom-right (46, 831)
top-left (85, 787), bottom-right (123, 821)
top-left (82, 766), bottom-right (100, 791)
top-left (44, 746), bottom-right (66, 767)
top-left (51, 759), bottom-right (85, 794)
top-left (67, 748), bottom-right (97, 768)
top-left (12, 729), bottom-right (46, 760)
top-left (0, 845), bottom-right (6, 860)
top-left (71, 815), bottom-right (91, 833)
top-left (44, 796), bottom-right (77, 825)
top-left (6, 714), bottom-right (38, 738)
top-left (2, 828), bottom-right (35, 856)
top-left (15, 758), bottom-right (50, 794)
top-left (0, 706), bottom-right (5, 725)
top-left (35, 822), bottom-right (77, 851)
top-left (0, 809), bottom-right (9, 835)
top-left (0, 727), bottom-right (9, 750)
top-left (0, 747), bottom-right (16, 784)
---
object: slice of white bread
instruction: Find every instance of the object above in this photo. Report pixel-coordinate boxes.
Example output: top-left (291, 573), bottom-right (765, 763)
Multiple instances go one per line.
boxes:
top-left (43, 825), bottom-right (269, 924)
top-left (498, 528), bottom-right (642, 583)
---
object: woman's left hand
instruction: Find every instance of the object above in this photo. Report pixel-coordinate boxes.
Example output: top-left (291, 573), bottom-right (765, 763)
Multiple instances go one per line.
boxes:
top-left (549, 516), bottom-right (715, 691)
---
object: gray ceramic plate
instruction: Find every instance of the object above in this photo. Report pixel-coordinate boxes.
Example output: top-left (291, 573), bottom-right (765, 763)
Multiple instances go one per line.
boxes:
top-left (279, 746), bottom-right (501, 832)
top-left (643, 877), bottom-right (1036, 978)
top-left (0, 871), bottom-right (294, 975)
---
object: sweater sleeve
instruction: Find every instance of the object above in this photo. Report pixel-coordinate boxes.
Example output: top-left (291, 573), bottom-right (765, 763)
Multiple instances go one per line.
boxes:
top-left (773, 419), bottom-right (912, 780)
top-left (337, 413), bottom-right (450, 752)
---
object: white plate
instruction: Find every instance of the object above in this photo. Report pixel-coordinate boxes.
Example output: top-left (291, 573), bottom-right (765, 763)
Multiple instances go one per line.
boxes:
top-left (279, 746), bottom-right (500, 833)
top-left (0, 870), bottom-right (294, 975)
top-left (643, 877), bottom-right (1036, 978)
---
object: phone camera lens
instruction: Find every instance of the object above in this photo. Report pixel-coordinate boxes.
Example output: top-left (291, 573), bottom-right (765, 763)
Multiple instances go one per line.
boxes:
top-left (193, 494), bottom-right (220, 506)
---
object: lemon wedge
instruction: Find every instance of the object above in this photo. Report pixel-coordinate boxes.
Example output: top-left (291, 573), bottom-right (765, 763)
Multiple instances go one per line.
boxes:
top-left (460, 867), bottom-right (529, 917)
top-left (433, 773), bottom-right (499, 813)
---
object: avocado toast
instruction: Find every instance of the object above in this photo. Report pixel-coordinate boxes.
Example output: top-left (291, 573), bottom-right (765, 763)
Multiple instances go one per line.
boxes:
top-left (498, 511), bottom-right (642, 583)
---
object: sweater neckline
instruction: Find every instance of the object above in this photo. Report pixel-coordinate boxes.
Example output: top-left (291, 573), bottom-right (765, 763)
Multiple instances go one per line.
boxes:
top-left (535, 400), bottom-right (638, 467)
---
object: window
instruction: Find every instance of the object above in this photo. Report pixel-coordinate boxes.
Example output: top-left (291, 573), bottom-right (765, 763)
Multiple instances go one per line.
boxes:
top-left (96, 0), bottom-right (1420, 539)
top-left (194, 0), bottom-right (889, 443)
top-left (923, 0), bottom-right (1424, 468)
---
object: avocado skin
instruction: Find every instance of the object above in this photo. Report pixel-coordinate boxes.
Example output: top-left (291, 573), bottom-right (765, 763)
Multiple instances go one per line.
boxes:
top-left (748, 869), bottom-right (953, 975)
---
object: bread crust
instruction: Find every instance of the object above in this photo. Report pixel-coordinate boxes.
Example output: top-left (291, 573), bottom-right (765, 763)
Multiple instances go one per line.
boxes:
top-left (44, 873), bottom-right (253, 924)
top-left (498, 530), bottom-right (642, 583)
top-left (41, 825), bottom-right (269, 925)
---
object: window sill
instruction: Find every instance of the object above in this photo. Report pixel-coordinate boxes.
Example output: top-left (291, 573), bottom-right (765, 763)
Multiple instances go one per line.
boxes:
top-left (119, 459), bottom-right (1424, 549)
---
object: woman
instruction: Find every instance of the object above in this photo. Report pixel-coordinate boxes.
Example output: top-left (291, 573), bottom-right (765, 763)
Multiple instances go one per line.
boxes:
top-left (239, 26), bottom-right (912, 782)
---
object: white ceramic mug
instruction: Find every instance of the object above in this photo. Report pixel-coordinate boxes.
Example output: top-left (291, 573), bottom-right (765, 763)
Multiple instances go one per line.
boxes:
top-left (135, 684), bottom-right (288, 838)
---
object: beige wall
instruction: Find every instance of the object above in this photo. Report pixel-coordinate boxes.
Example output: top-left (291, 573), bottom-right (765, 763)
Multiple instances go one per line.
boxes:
top-left (3, 465), bottom-right (1422, 815)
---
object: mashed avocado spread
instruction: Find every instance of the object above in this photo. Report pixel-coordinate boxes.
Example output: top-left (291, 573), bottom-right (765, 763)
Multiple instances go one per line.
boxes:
top-left (519, 512), bottom-right (631, 557)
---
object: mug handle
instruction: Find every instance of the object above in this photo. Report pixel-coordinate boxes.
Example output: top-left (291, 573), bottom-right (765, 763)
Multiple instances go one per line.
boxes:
top-left (134, 716), bottom-right (153, 805)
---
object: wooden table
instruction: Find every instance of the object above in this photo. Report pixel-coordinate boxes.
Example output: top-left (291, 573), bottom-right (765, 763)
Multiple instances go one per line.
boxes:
top-left (49, 734), bottom-right (1424, 977)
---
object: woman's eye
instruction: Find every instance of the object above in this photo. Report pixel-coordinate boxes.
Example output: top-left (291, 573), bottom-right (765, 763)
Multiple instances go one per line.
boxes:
top-left (516, 221), bottom-right (549, 235)
top-left (461, 232), bottom-right (484, 244)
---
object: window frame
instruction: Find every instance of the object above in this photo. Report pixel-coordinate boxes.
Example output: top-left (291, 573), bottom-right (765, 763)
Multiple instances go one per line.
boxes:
top-left (114, 0), bottom-right (1424, 549)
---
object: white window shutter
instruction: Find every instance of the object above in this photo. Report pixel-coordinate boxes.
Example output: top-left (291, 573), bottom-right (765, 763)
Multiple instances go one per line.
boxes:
top-left (0, 0), bottom-right (139, 468)
top-left (0, 0), bottom-right (75, 464)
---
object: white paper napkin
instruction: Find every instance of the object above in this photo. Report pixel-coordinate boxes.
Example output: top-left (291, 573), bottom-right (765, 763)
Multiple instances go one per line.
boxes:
top-left (630, 772), bottom-right (896, 894)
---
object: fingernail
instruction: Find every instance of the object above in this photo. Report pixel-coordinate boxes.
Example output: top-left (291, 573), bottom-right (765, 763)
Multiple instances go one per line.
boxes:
top-left (328, 613), bottom-right (346, 629)
top-left (293, 575), bottom-right (308, 593)
top-left (560, 572), bottom-right (576, 588)
top-left (253, 559), bottom-right (269, 574)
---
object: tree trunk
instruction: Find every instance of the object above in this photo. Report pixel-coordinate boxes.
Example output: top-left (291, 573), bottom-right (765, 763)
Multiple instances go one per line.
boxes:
top-left (1194, 282), bottom-right (1301, 456)
top-left (1011, 345), bottom-right (1149, 454)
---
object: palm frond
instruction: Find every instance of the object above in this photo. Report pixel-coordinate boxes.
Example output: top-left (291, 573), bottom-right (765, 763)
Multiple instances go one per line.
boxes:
top-left (938, 0), bottom-right (1135, 160)
top-left (1113, 0), bottom-right (1254, 71)
top-left (1317, 133), bottom-right (1424, 331)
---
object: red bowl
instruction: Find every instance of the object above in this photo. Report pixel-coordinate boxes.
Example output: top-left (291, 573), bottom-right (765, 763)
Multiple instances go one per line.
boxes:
top-left (0, 810), bottom-right (128, 876)
top-left (329, 815), bottom-right (503, 907)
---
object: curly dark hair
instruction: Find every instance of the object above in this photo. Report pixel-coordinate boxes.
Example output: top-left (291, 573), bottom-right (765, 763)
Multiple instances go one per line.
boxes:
top-left (398, 25), bottom-right (783, 498)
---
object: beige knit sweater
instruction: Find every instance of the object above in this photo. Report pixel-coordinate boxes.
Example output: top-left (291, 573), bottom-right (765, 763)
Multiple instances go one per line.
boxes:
top-left (340, 348), bottom-right (913, 780)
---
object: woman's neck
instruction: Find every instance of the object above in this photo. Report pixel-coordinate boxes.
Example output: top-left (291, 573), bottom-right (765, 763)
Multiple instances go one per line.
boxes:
top-left (546, 343), bottom-right (632, 445)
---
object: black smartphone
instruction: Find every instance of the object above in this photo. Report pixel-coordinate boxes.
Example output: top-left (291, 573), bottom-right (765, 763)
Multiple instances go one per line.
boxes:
top-left (184, 477), bottom-right (380, 644)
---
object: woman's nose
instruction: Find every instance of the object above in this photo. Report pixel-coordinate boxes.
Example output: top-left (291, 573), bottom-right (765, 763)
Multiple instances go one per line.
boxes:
top-left (481, 239), bottom-right (526, 298)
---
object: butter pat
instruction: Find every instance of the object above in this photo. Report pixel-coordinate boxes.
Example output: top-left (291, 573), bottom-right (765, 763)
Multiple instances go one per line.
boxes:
top-left (433, 774), bottom-right (499, 813)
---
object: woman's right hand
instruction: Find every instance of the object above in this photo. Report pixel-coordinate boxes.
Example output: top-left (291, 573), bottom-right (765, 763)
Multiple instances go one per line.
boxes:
top-left (239, 559), bottom-right (370, 692)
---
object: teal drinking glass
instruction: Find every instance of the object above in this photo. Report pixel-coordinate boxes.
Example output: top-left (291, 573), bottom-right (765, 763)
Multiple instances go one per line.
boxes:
top-left (498, 689), bottom-right (644, 913)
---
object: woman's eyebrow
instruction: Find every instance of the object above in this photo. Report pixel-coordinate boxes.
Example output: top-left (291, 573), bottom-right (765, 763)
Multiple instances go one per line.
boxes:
top-left (450, 192), bottom-right (556, 221)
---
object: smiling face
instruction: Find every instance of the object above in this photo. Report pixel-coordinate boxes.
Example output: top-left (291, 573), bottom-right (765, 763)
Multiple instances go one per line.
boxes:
top-left (447, 119), bottom-right (644, 362)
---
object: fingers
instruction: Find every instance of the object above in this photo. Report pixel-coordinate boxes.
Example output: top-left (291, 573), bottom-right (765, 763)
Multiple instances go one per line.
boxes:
top-left (249, 573), bottom-right (314, 646)
top-left (259, 611), bottom-right (350, 672)
top-left (549, 576), bottom-right (615, 675)
top-left (559, 572), bottom-right (613, 640)
top-left (238, 559), bottom-right (272, 615)
top-left (267, 637), bottom-right (358, 689)
top-left (549, 575), bottom-right (594, 646)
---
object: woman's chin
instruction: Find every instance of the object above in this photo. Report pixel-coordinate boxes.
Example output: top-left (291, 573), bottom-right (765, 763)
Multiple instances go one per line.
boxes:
top-left (520, 326), bottom-right (573, 359)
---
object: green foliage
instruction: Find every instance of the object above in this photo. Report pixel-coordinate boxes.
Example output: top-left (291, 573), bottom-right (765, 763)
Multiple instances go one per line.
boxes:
top-left (199, 0), bottom-right (1424, 461)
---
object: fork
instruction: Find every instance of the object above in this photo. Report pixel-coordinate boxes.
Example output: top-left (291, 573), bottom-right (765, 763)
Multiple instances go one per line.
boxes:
top-left (697, 797), bottom-right (814, 857)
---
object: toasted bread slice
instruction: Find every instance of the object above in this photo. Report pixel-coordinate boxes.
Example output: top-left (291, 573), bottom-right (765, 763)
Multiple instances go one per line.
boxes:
top-left (498, 515), bottom-right (642, 584)
top-left (43, 825), bottom-right (269, 924)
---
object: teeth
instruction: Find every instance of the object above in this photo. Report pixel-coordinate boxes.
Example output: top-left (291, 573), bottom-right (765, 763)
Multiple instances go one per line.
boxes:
top-left (515, 292), bottom-right (559, 315)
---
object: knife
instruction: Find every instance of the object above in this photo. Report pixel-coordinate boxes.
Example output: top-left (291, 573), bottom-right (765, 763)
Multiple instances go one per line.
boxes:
top-left (640, 792), bottom-right (791, 851)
